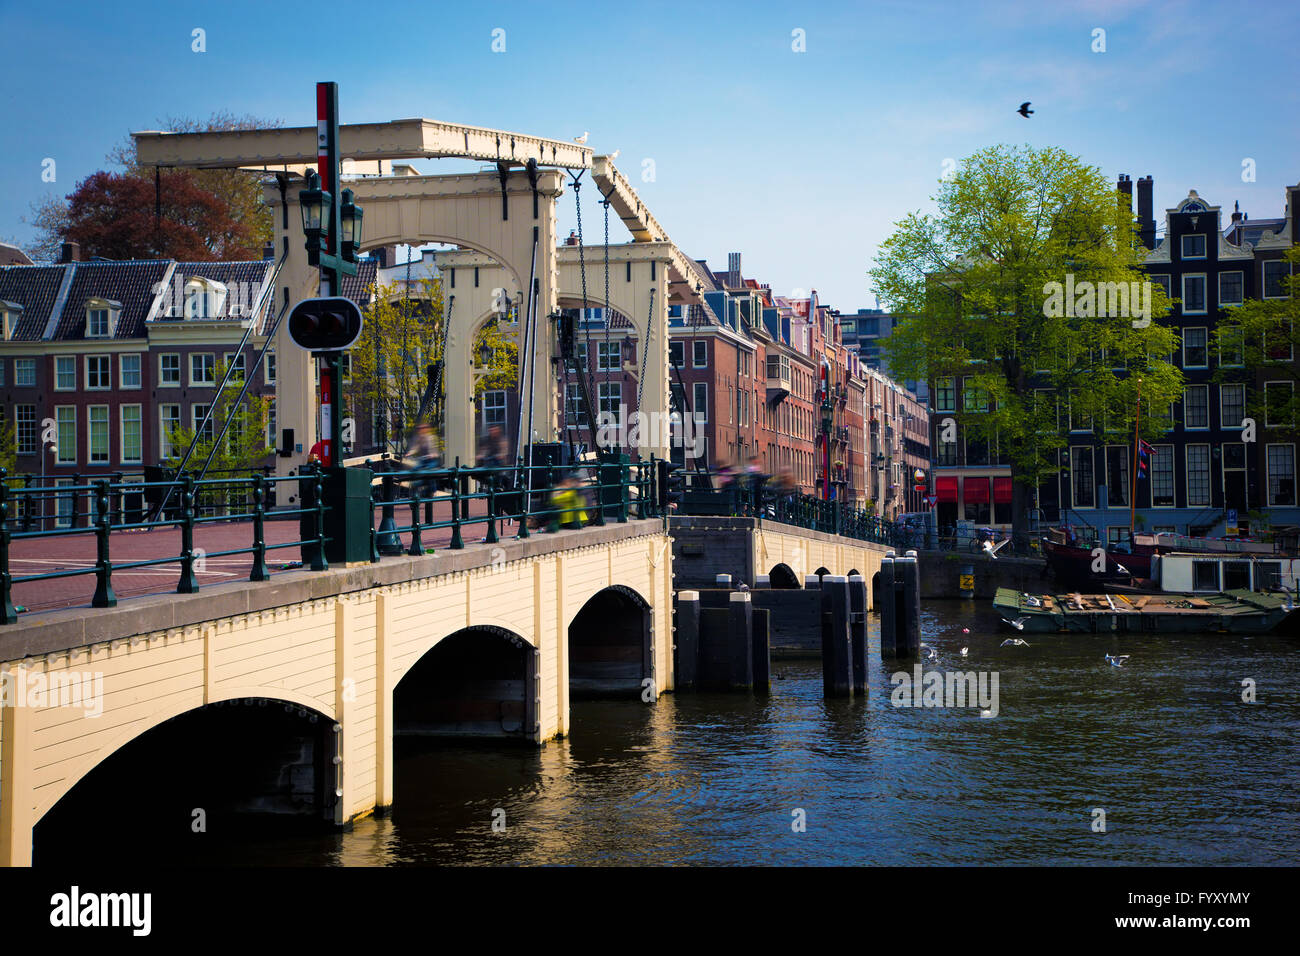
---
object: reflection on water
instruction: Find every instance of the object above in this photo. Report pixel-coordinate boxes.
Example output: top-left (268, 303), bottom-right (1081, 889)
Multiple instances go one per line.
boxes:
top-left (238, 602), bottom-right (1300, 866)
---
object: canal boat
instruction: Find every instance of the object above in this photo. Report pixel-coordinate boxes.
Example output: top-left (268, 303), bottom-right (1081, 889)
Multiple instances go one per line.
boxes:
top-left (993, 586), bottom-right (1298, 635)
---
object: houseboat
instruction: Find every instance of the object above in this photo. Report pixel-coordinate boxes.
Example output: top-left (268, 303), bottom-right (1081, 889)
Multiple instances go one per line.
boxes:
top-left (993, 587), bottom-right (1297, 635)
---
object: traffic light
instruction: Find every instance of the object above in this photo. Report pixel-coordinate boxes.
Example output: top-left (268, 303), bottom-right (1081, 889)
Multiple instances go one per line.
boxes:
top-left (287, 296), bottom-right (363, 352)
top-left (657, 459), bottom-right (686, 511)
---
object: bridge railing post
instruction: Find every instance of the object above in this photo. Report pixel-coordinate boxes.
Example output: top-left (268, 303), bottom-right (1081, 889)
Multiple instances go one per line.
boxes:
top-left (366, 464), bottom-right (381, 563)
top-left (250, 473), bottom-right (269, 581)
top-left (176, 474), bottom-right (199, 594)
top-left (377, 469), bottom-right (402, 554)
top-left (515, 457), bottom-right (530, 539)
top-left (0, 470), bottom-right (17, 624)
top-left (484, 468), bottom-right (499, 544)
top-left (70, 472), bottom-right (83, 530)
top-left (91, 479), bottom-right (117, 608)
top-left (407, 471), bottom-right (425, 556)
top-left (310, 466), bottom-right (329, 571)
top-left (544, 464), bottom-right (557, 533)
top-left (449, 459), bottom-right (464, 550)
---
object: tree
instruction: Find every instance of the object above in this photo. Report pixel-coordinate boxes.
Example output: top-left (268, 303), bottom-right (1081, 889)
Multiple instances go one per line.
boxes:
top-left (25, 112), bottom-right (280, 262)
top-left (870, 144), bottom-right (1182, 539)
top-left (56, 170), bottom-right (256, 261)
top-left (1212, 245), bottom-right (1300, 441)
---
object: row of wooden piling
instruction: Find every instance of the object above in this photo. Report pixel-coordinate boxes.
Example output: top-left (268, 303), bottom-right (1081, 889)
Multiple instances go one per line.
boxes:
top-left (875, 551), bottom-right (922, 659)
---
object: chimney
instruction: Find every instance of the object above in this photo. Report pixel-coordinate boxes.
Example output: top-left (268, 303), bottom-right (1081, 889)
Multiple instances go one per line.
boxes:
top-left (1117, 173), bottom-right (1132, 219)
top-left (59, 241), bottom-right (81, 263)
top-left (1136, 176), bottom-right (1155, 249)
top-left (1231, 200), bottom-right (1243, 225)
top-left (262, 240), bottom-right (275, 260)
top-left (564, 230), bottom-right (579, 246)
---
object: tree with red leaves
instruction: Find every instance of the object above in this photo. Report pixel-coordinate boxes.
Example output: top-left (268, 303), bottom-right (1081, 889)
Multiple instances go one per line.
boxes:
top-left (61, 170), bottom-right (257, 261)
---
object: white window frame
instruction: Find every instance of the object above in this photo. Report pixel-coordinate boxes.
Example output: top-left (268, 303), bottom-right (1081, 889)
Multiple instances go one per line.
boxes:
top-left (54, 405), bottom-right (76, 465)
top-left (1185, 443), bottom-right (1211, 507)
top-left (1263, 260), bottom-right (1292, 300)
top-left (190, 353), bottom-right (216, 386)
top-left (119, 353), bottom-right (142, 389)
top-left (1181, 273), bottom-right (1208, 315)
top-left (86, 307), bottom-right (110, 338)
top-left (119, 404), bottom-right (142, 465)
top-left (482, 389), bottom-right (506, 427)
top-left (87, 404), bottom-right (110, 464)
top-left (159, 352), bottom-right (181, 387)
top-left (54, 355), bottom-right (76, 391)
top-left (265, 350), bottom-right (276, 384)
top-left (84, 354), bottom-right (111, 390)
top-left (222, 351), bottom-right (247, 385)
top-left (1181, 327), bottom-right (1208, 369)
top-left (693, 340), bottom-right (708, 368)
top-left (669, 341), bottom-right (684, 369)
top-left (14, 358), bottom-right (35, 388)
top-left (1219, 270), bottom-right (1244, 307)
top-left (693, 381), bottom-right (708, 423)
top-left (1181, 234), bottom-right (1207, 260)
top-left (159, 404), bottom-right (181, 459)
top-left (192, 403), bottom-right (214, 443)
top-left (1149, 443), bottom-right (1175, 508)
top-left (1266, 443), bottom-right (1297, 507)
top-left (1218, 324), bottom-right (1245, 367)
top-left (1183, 385), bottom-right (1210, 430)
top-left (1220, 383), bottom-right (1246, 431)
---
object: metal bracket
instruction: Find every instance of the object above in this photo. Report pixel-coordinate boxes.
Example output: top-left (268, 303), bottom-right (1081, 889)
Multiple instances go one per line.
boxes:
top-left (526, 157), bottom-right (539, 219)
top-left (496, 162), bottom-right (510, 221)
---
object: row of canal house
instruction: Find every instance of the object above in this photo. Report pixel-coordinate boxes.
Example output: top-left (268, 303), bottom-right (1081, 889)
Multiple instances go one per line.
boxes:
top-left (0, 242), bottom-right (375, 505)
top-left (928, 176), bottom-right (1299, 541)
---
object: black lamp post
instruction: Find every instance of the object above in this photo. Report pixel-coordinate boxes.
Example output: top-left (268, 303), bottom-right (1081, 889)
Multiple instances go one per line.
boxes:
top-left (820, 397), bottom-right (833, 500)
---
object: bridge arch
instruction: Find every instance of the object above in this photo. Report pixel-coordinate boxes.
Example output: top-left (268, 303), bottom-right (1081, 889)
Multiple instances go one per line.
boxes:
top-left (394, 625), bottom-right (538, 740)
top-left (568, 584), bottom-right (653, 697)
top-left (769, 563), bottom-right (801, 589)
top-left (32, 693), bottom-right (336, 864)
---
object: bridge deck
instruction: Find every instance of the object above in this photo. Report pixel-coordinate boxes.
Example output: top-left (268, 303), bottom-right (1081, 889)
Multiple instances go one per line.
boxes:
top-left (7, 498), bottom-right (508, 616)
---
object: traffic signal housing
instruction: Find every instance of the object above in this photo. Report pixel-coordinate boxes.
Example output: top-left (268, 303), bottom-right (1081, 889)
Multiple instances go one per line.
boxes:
top-left (287, 296), bottom-right (363, 352)
top-left (657, 459), bottom-right (686, 512)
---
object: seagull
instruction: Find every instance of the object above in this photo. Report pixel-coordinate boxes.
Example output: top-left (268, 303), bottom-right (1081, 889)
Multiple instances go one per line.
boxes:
top-left (608, 149), bottom-right (621, 160)
top-left (737, 582), bottom-right (749, 591)
top-left (1000, 637), bottom-right (1030, 646)
top-left (1105, 653), bottom-right (1130, 667)
top-left (960, 646), bottom-right (969, 657)
top-left (979, 708), bottom-right (995, 718)
top-left (919, 643), bottom-right (937, 661)
top-left (982, 537), bottom-right (1010, 559)
top-left (574, 132), bottom-right (589, 144)
top-left (1114, 562), bottom-right (1131, 576)
top-left (1017, 102), bottom-right (1034, 118)
top-left (1001, 617), bottom-right (1028, 632)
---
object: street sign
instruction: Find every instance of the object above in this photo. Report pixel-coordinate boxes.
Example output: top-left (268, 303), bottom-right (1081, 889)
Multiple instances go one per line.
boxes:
top-left (287, 296), bottom-right (363, 352)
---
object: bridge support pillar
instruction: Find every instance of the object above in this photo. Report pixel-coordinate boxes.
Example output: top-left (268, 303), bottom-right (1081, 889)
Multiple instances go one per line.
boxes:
top-left (0, 672), bottom-right (35, 866)
top-left (821, 576), bottom-right (853, 698)
top-left (375, 592), bottom-right (394, 811)
top-left (674, 592), bottom-right (700, 689)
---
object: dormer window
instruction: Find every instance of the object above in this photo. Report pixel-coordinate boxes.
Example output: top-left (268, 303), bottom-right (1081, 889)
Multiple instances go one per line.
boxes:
top-left (84, 298), bottom-right (121, 338)
top-left (184, 277), bottom-right (227, 318)
top-left (0, 300), bottom-right (22, 340)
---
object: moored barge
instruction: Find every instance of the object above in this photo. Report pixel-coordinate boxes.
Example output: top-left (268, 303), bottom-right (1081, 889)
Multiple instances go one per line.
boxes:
top-left (993, 587), bottom-right (1297, 634)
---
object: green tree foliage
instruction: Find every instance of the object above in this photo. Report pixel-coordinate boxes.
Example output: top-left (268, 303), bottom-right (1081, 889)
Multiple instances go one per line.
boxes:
top-left (870, 144), bottom-right (1181, 533)
top-left (1212, 245), bottom-right (1300, 440)
top-left (162, 360), bottom-right (273, 478)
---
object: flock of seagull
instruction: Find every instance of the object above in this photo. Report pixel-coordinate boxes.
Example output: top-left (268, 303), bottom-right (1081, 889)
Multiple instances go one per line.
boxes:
top-left (921, 626), bottom-right (1131, 667)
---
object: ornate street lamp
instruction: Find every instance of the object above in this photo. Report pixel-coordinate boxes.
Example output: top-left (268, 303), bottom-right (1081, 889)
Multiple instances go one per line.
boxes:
top-left (339, 188), bottom-right (363, 263)
top-left (298, 170), bottom-right (331, 266)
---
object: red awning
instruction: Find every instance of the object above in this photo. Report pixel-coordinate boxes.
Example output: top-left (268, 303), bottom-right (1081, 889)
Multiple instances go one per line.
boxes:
top-left (964, 477), bottom-right (990, 504)
top-left (993, 477), bottom-right (1013, 505)
top-left (936, 476), bottom-right (958, 503)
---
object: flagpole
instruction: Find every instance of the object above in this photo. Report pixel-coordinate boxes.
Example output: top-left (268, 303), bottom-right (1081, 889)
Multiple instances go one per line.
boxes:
top-left (1130, 378), bottom-right (1142, 536)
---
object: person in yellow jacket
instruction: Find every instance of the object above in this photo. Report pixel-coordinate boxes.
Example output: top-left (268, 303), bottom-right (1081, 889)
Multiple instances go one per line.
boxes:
top-left (551, 474), bottom-right (588, 530)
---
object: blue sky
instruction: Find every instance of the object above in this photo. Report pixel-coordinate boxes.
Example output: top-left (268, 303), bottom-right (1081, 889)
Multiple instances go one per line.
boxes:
top-left (2, 0), bottom-right (1297, 308)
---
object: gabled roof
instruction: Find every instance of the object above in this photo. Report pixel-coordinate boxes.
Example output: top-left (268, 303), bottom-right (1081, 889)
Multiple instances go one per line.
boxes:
top-left (0, 265), bottom-right (66, 340)
top-left (52, 260), bottom-right (172, 340)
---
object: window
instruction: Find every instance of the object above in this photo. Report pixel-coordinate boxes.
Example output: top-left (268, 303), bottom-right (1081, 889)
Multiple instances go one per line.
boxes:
top-left (1150, 274), bottom-right (1171, 297)
top-left (1265, 381), bottom-right (1294, 428)
top-left (120, 405), bottom-right (142, 464)
top-left (596, 341), bottom-right (621, 372)
top-left (14, 405), bottom-right (36, 455)
top-left (1257, 562), bottom-right (1283, 590)
top-left (87, 308), bottom-right (110, 337)
top-left (1105, 446), bottom-right (1129, 507)
top-left (120, 354), bottom-right (141, 389)
top-left (87, 405), bottom-right (109, 464)
top-left (159, 404), bottom-right (181, 459)
top-left (160, 353), bottom-right (180, 386)
top-left (339, 352), bottom-right (351, 383)
top-left (266, 399), bottom-right (277, 450)
top-left (693, 340), bottom-right (707, 368)
top-left (482, 390), bottom-right (506, 427)
top-left (598, 382), bottom-right (621, 416)
top-left (190, 353), bottom-right (215, 386)
top-left (563, 384), bottom-right (584, 425)
top-left (1182, 327), bottom-right (1207, 368)
top-left (55, 406), bottom-right (76, 464)
top-left (1186, 444), bottom-right (1210, 507)
top-left (1267, 445), bottom-right (1296, 506)
top-left (962, 376), bottom-right (989, 412)
top-left (1219, 325), bottom-right (1244, 366)
top-left (1223, 561), bottom-right (1251, 591)
top-left (1192, 560), bottom-right (1219, 592)
top-left (192, 404), bottom-right (214, 443)
top-left (1263, 260), bottom-right (1291, 299)
top-left (54, 479), bottom-right (74, 529)
top-left (1219, 271), bottom-right (1244, 306)
top-left (85, 355), bottom-right (111, 389)
top-left (935, 434), bottom-right (957, 466)
top-left (1181, 234), bottom-right (1206, 259)
top-left (1107, 527), bottom-right (1131, 548)
top-left (1150, 444), bottom-right (1175, 507)
top-left (1183, 385), bottom-right (1209, 429)
top-left (669, 341), bottom-right (684, 369)
top-left (1181, 274), bottom-right (1207, 314)
top-left (14, 358), bottom-right (35, 387)
top-left (265, 350), bottom-right (276, 384)
top-left (693, 382), bottom-right (708, 423)
top-left (1221, 384), bottom-right (1246, 429)
top-left (55, 356), bottom-right (76, 390)
top-left (223, 352), bottom-right (246, 384)
top-left (1070, 447), bottom-right (1094, 509)
top-left (935, 377), bottom-right (955, 413)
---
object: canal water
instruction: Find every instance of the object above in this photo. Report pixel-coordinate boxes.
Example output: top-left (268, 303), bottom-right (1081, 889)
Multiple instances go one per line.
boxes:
top-left (233, 601), bottom-right (1300, 866)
